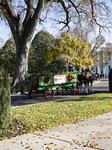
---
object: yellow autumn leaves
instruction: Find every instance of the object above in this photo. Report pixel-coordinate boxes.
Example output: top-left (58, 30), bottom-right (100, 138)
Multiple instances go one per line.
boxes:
top-left (44, 32), bottom-right (93, 69)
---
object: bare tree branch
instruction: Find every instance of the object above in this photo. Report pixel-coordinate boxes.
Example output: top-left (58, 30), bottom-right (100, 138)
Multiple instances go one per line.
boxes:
top-left (0, 1), bottom-right (18, 44)
top-left (22, 0), bottom-right (48, 44)
top-left (58, 0), bottom-right (70, 29)
top-left (23, 0), bottom-right (34, 26)
top-left (90, 0), bottom-right (104, 28)
top-left (4, 0), bottom-right (17, 19)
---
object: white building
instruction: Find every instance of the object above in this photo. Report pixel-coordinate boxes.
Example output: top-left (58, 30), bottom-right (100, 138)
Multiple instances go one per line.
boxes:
top-left (93, 43), bottom-right (112, 77)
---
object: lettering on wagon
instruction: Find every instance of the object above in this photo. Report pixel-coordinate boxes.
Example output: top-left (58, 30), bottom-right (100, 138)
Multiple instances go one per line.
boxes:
top-left (54, 75), bottom-right (66, 84)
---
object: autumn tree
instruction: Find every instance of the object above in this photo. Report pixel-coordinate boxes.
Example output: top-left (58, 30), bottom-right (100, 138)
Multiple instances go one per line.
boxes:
top-left (53, 32), bottom-right (93, 70)
top-left (0, 0), bottom-right (111, 86)
top-left (70, 25), bottom-right (108, 69)
top-left (72, 37), bottom-right (93, 70)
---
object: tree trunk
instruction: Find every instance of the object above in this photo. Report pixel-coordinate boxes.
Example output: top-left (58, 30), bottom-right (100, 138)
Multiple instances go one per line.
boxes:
top-left (4, 1), bottom-right (51, 87)
top-left (12, 42), bottom-right (30, 87)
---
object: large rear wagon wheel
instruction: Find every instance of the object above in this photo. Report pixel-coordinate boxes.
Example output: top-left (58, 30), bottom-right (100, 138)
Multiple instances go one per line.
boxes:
top-left (44, 87), bottom-right (53, 100)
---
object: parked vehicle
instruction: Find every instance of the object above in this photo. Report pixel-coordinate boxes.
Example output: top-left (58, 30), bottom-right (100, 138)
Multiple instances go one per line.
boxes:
top-left (18, 72), bottom-right (79, 100)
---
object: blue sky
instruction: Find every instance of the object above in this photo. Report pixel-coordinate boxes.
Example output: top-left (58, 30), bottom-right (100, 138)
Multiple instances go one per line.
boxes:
top-left (0, 0), bottom-right (112, 46)
top-left (0, 23), bottom-right (11, 45)
top-left (0, 19), bottom-right (61, 46)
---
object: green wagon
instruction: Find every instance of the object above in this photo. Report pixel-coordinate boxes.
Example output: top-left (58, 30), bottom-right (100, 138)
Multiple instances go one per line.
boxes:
top-left (23, 72), bottom-right (79, 100)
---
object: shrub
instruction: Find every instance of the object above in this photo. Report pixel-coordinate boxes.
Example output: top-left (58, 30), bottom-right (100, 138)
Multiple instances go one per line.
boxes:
top-left (109, 68), bottom-right (112, 92)
top-left (11, 73), bottom-right (36, 94)
top-left (0, 67), bottom-right (11, 136)
top-left (41, 60), bottom-right (68, 74)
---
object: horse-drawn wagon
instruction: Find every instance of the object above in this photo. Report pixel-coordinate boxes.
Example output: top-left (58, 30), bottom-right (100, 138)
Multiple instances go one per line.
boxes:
top-left (12, 68), bottom-right (95, 100)
top-left (18, 72), bottom-right (79, 100)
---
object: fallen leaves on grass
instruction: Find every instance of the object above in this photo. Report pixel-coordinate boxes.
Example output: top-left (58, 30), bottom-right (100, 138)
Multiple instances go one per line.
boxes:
top-left (0, 118), bottom-right (26, 141)
top-left (1, 93), bottom-right (112, 140)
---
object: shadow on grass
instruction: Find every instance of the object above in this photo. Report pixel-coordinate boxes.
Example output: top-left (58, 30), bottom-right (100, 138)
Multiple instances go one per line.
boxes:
top-left (55, 93), bottom-right (112, 102)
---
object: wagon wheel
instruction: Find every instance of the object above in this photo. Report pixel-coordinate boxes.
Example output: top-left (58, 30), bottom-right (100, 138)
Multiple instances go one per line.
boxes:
top-left (73, 86), bottom-right (79, 95)
top-left (44, 87), bottom-right (53, 100)
top-left (28, 88), bottom-right (37, 98)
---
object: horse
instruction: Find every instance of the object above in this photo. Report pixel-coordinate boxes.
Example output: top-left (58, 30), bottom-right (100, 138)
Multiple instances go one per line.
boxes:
top-left (77, 70), bottom-right (94, 94)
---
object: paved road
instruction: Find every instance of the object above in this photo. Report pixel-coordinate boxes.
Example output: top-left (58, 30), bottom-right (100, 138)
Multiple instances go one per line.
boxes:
top-left (93, 79), bottom-right (109, 93)
top-left (11, 79), bottom-right (109, 107)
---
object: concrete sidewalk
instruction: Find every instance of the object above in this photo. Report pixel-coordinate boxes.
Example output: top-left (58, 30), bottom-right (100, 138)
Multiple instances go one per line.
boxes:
top-left (0, 111), bottom-right (112, 150)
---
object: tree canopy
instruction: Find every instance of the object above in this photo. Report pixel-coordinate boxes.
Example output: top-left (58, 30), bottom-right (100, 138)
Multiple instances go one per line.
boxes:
top-left (0, 37), bottom-right (16, 76)
top-left (0, 0), bottom-right (111, 85)
top-left (42, 59), bottom-right (68, 74)
top-left (29, 30), bottom-right (54, 73)
top-left (52, 32), bottom-right (93, 70)
top-left (0, 31), bottom-right (94, 74)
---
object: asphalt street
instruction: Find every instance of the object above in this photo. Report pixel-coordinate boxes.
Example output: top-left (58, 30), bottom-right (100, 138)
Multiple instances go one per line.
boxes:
top-left (11, 79), bottom-right (109, 107)
top-left (92, 79), bottom-right (109, 93)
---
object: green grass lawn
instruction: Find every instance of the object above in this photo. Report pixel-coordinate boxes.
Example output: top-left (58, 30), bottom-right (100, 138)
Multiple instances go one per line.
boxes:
top-left (11, 93), bottom-right (112, 133)
top-left (1, 93), bottom-right (112, 140)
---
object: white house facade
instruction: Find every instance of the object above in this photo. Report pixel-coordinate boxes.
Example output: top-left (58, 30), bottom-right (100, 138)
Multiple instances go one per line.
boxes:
top-left (93, 43), bottom-right (112, 77)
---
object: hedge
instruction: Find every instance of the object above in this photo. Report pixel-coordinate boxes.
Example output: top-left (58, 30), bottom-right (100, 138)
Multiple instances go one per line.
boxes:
top-left (0, 67), bottom-right (11, 136)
